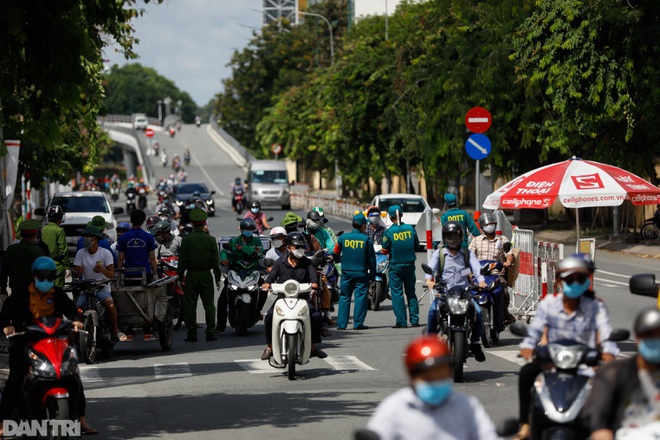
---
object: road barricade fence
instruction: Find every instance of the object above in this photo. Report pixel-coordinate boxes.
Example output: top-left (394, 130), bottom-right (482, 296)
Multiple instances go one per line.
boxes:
top-left (290, 192), bottom-right (365, 219)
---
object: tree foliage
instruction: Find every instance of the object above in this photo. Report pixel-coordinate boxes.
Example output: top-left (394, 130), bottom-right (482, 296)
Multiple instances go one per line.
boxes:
top-left (0, 0), bottom-right (161, 187)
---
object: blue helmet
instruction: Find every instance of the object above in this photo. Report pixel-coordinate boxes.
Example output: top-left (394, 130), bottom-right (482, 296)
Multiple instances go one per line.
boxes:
top-left (32, 256), bottom-right (57, 273)
top-left (117, 222), bottom-right (131, 232)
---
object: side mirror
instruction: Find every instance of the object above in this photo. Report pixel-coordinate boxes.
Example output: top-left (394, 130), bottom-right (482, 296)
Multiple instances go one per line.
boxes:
top-left (630, 274), bottom-right (658, 298)
top-left (431, 208), bottom-right (440, 216)
top-left (113, 207), bottom-right (125, 215)
top-left (354, 430), bottom-right (380, 440)
top-left (509, 322), bottom-right (528, 338)
top-left (222, 243), bottom-right (232, 251)
top-left (421, 263), bottom-right (433, 275)
top-left (268, 217), bottom-right (274, 222)
top-left (607, 328), bottom-right (630, 342)
top-left (210, 191), bottom-right (216, 195)
top-left (336, 231), bottom-right (344, 237)
top-left (34, 208), bottom-right (45, 216)
top-left (263, 258), bottom-right (274, 268)
top-left (496, 419), bottom-right (519, 437)
top-left (503, 242), bottom-right (512, 253)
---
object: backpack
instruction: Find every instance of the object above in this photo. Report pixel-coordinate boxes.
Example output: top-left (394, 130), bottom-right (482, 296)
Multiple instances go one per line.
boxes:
top-left (436, 248), bottom-right (470, 280)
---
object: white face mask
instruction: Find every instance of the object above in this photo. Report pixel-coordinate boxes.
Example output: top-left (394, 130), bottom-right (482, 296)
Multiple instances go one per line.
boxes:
top-left (482, 224), bottom-right (496, 234)
top-left (292, 248), bottom-right (305, 259)
top-left (272, 239), bottom-right (283, 248)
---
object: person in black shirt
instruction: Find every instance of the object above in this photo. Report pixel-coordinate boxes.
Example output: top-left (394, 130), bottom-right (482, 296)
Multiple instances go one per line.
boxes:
top-left (260, 232), bottom-right (326, 361)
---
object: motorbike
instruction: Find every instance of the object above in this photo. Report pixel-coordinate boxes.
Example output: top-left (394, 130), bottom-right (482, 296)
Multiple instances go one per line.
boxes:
top-left (153, 142), bottom-right (160, 156)
top-left (5, 316), bottom-right (84, 432)
top-left (67, 279), bottom-right (115, 363)
top-left (126, 192), bottom-right (136, 215)
top-left (110, 185), bottom-right (120, 202)
top-left (368, 245), bottom-right (389, 311)
top-left (509, 323), bottom-right (629, 440)
top-left (160, 256), bottom-right (185, 331)
top-left (641, 216), bottom-right (660, 240)
top-left (157, 189), bottom-right (168, 204)
top-left (168, 127), bottom-right (176, 138)
top-left (220, 243), bottom-right (265, 336)
top-left (471, 260), bottom-right (506, 348)
top-left (233, 189), bottom-right (245, 214)
top-left (138, 187), bottom-right (148, 210)
top-left (172, 159), bottom-right (181, 173)
top-left (175, 120), bottom-right (181, 131)
top-left (184, 152), bottom-right (190, 166)
top-left (161, 152), bottom-right (168, 167)
top-left (195, 119), bottom-right (201, 127)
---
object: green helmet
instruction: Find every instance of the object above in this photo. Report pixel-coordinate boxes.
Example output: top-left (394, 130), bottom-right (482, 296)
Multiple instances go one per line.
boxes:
top-left (153, 220), bottom-right (171, 235)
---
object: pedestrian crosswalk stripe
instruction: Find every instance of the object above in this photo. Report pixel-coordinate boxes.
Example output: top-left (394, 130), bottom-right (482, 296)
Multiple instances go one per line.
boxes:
top-left (153, 362), bottom-right (191, 379)
top-left (324, 356), bottom-right (377, 371)
top-left (234, 359), bottom-right (276, 374)
top-left (79, 365), bottom-right (103, 383)
top-left (488, 350), bottom-right (527, 367)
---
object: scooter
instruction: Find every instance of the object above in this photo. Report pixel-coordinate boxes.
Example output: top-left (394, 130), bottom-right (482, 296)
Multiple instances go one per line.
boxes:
top-left (184, 152), bottom-right (190, 166)
top-left (126, 192), bottom-right (136, 215)
top-left (234, 189), bottom-right (245, 214)
top-left (472, 260), bottom-right (505, 347)
top-left (175, 121), bottom-right (181, 131)
top-left (168, 127), bottom-right (176, 137)
top-left (368, 245), bottom-right (389, 311)
top-left (138, 187), bottom-right (148, 210)
top-left (5, 316), bottom-right (84, 431)
top-left (67, 279), bottom-right (115, 363)
top-left (509, 323), bottom-right (630, 440)
top-left (110, 186), bottom-right (120, 202)
top-left (160, 256), bottom-right (184, 331)
top-left (195, 119), bottom-right (201, 127)
top-left (161, 152), bottom-right (168, 167)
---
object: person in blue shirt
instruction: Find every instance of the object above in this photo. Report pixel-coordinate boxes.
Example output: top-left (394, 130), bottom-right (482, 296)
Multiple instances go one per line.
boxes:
top-left (332, 213), bottom-right (376, 330)
top-left (440, 193), bottom-right (481, 248)
top-left (76, 215), bottom-right (117, 265)
top-left (425, 221), bottom-right (487, 363)
top-left (116, 210), bottom-right (158, 283)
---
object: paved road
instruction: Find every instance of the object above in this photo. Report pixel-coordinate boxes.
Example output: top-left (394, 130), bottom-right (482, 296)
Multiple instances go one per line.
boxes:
top-left (85, 124), bottom-right (660, 439)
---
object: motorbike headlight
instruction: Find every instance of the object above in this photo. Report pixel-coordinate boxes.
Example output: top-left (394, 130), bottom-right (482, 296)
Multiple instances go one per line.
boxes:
top-left (205, 200), bottom-right (212, 205)
top-left (230, 284), bottom-right (238, 290)
top-left (447, 297), bottom-right (469, 315)
top-left (248, 285), bottom-right (255, 291)
top-left (377, 261), bottom-right (388, 272)
top-left (176, 201), bottom-right (183, 206)
top-left (477, 294), bottom-right (488, 305)
top-left (298, 308), bottom-right (308, 317)
top-left (275, 306), bottom-right (285, 317)
top-left (28, 349), bottom-right (57, 378)
top-left (284, 282), bottom-right (299, 297)
top-left (548, 344), bottom-right (584, 370)
top-left (60, 347), bottom-right (79, 376)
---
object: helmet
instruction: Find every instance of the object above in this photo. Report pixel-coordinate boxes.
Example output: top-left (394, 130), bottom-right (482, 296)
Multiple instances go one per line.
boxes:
top-left (153, 221), bottom-right (171, 235)
top-left (116, 222), bottom-right (131, 232)
top-left (193, 191), bottom-right (201, 198)
top-left (306, 210), bottom-right (322, 230)
top-left (32, 256), bottom-right (57, 273)
top-left (157, 208), bottom-right (172, 222)
top-left (146, 215), bottom-right (160, 230)
top-left (478, 212), bottom-right (497, 229)
top-left (169, 174), bottom-right (175, 179)
top-left (311, 206), bottom-right (328, 224)
top-left (571, 253), bottom-right (596, 273)
top-left (240, 218), bottom-right (257, 231)
top-left (251, 201), bottom-right (261, 210)
top-left (287, 232), bottom-right (306, 247)
top-left (635, 308), bottom-right (660, 335)
top-left (555, 256), bottom-right (590, 279)
top-left (366, 205), bottom-right (381, 216)
top-left (442, 221), bottom-right (463, 250)
top-left (180, 223), bottom-right (194, 237)
top-left (270, 226), bottom-right (288, 238)
top-left (47, 205), bottom-right (65, 223)
top-left (405, 336), bottom-right (451, 377)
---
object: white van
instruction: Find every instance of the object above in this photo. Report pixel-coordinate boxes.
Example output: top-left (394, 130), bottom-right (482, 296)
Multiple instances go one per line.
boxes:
top-left (132, 114), bottom-right (148, 130)
top-left (246, 160), bottom-right (290, 209)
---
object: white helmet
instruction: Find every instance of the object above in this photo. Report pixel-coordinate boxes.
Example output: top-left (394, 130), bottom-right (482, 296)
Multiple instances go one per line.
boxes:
top-left (270, 226), bottom-right (288, 238)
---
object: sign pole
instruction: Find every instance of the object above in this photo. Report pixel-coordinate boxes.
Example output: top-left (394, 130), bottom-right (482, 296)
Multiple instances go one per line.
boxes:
top-left (475, 160), bottom-right (480, 219)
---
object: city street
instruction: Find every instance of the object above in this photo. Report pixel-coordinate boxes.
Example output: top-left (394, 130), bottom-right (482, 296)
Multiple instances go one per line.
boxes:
top-left (84, 124), bottom-right (660, 439)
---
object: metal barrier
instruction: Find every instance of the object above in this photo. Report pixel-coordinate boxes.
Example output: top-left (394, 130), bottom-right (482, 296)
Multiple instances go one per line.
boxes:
top-left (209, 118), bottom-right (256, 165)
top-left (510, 228), bottom-right (537, 322)
top-left (290, 192), bottom-right (364, 220)
top-left (537, 242), bottom-right (565, 299)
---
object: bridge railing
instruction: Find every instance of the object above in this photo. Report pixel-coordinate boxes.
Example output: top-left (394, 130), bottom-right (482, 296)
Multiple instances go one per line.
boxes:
top-left (209, 117), bottom-right (256, 164)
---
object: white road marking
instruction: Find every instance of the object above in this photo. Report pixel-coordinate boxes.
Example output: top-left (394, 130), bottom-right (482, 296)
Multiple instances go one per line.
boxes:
top-left (467, 137), bottom-right (488, 154)
top-left (488, 350), bottom-right (527, 367)
top-left (153, 362), bottom-right (191, 379)
top-left (594, 277), bottom-right (629, 287)
top-left (324, 356), bottom-right (377, 371)
top-left (595, 270), bottom-right (631, 279)
top-left (234, 359), bottom-right (277, 374)
top-left (79, 365), bottom-right (103, 383)
top-left (468, 117), bottom-right (489, 123)
top-left (178, 139), bottom-right (225, 197)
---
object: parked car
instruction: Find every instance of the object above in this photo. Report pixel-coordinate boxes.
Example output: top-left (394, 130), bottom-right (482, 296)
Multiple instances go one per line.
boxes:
top-left (35, 191), bottom-right (124, 259)
top-left (174, 182), bottom-right (216, 216)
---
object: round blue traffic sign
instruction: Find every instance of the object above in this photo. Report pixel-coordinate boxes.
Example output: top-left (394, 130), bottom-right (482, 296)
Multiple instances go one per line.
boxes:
top-left (465, 134), bottom-right (491, 160)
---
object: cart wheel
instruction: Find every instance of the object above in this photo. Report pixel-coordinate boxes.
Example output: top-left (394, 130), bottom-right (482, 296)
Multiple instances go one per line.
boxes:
top-left (158, 306), bottom-right (174, 351)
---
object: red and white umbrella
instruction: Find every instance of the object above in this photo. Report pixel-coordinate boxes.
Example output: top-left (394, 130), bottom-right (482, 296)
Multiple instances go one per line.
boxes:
top-left (483, 157), bottom-right (660, 238)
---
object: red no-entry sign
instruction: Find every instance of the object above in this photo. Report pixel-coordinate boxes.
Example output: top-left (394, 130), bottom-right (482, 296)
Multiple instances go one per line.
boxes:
top-left (145, 128), bottom-right (155, 138)
top-left (465, 107), bottom-right (492, 134)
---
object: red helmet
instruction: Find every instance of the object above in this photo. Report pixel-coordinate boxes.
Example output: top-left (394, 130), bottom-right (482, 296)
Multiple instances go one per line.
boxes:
top-left (405, 336), bottom-right (451, 376)
top-left (146, 215), bottom-right (160, 229)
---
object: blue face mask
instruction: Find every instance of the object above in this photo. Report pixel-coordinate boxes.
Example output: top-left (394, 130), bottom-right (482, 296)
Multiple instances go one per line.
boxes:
top-left (35, 279), bottom-right (54, 293)
top-left (639, 338), bottom-right (660, 364)
top-left (414, 379), bottom-right (453, 406)
top-left (562, 279), bottom-right (590, 299)
top-left (251, 208), bottom-right (259, 214)
top-left (242, 230), bottom-right (254, 238)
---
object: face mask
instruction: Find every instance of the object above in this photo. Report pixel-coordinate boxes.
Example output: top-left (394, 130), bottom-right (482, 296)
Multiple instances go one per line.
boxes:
top-left (272, 239), bottom-right (283, 249)
top-left (242, 230), bottom-right (254, 238)
top-left (562, 279), bottom-right (590, 299)
top-left (414, 379), bottom-right (453, 406)
top-left (482, 224), bottom-right (496, 234)
top-left (251, 208), bottom-right (259, 214)
top-left (82, 237), bottom-right (94, 249)
top-left (369, 216), bottom-right (379, 224)
top-left (35, 278), bottom-right (54, 293)
top-left (155, 235), bottom-right (165, 244)
top-left (292, 248), bottom-right (305, 259)
top-left (306, 219), bottom-right (319, 231)
top-left (639, 338), bottom-right (660, 364)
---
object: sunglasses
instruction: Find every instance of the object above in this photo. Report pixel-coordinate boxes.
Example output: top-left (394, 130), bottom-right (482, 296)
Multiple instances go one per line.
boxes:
top-left (561, 273), bottom-right (589, 285)
top-left (35, 271), bottom-right (57, 282)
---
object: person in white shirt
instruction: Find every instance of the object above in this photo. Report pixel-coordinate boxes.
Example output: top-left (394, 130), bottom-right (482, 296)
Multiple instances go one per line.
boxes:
top-left (73, 226), bottom-right (124, 341)
top-left (265, 227), bottom-right (287, 262)
top-left (367, 336), bottom-right (501, 440)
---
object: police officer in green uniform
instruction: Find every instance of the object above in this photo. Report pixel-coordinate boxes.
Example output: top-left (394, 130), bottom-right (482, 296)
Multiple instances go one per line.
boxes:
top-left (0, 220), bottom-right (45, 295)
top-left (333, 213), bottom-right (376, 330)
top-left (382, 205), bottom-right (420, 328)
top-left (41, 206), bottom-right (69, 287)
top-left (178, 209), bottom-right (221, 342)
top-left (440, 193), bottom-right (481, 248)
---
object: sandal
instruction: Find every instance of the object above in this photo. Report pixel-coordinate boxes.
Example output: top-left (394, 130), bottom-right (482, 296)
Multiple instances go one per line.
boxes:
top-left (115, 331), bottom-right (128, 342)
top-left (321, 329), bottom-right (332, 337)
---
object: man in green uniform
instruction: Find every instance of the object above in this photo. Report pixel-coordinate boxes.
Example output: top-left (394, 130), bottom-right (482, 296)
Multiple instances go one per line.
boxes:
top-left (41, 205), bottom-right (69, 287)
top-left (216, 218), bottom-right (264, 332)
top-left (178, 209), bottom-right (221, 342)
top-left (0, 220), bottom-right (45, 295)
top-left (440, 193), bottom-right (480, 248)
top-left (333, 213), bottom-right (376, 330)
top-left (382, 205), bottom-right (420, 328)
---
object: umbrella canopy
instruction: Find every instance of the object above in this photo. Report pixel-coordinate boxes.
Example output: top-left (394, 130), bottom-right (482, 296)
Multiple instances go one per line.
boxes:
top-left (484, 157), bottom-right (660, 210)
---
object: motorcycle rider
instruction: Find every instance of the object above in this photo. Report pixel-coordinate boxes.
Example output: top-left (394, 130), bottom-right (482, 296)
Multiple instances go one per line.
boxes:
top-left (440, 193), bottom-right (481, 248)
top-left (0, 220), bottom-right (45, 296)
top-left (217, 218), bottom-right (264, 333)
top-left (280, 212), bottom-right (322, 251)
top-left (382, 205), bottom-right (420, 328)
top-left (260, 232), bottom-right (327, 360)
top-left (243, 201), bottom-right (271, 234)
top-left (311, 206), bottom-right (337, 243)
top-left (41, 205), bottom-right (69, 287)
top-left (156, 207), bottom-right (180, 236)
top-left (146, 215), bottom-right (160, 235)
top-left (584, 308), bottom-right (660, 440)
top-left (365, 205), bottom-right (386, 245)
top-left (153, 221), bottom-right (182, 259)
top-left (367, 336), bottom-right (501, 440)
top-left (73, 225), bottom-right (124, 342)
top-left (305, 210), bottom-right (335, 251)
top-left (265, 227), bottom-right (288, 261)
top-left (515, 255), bottom-right (619, 440)
top-left (468, 212), bottom-right (516, 325)
top-left (332, 213), bottom-right (376, 330)
top-left (0, 257), bottom-right (98, 436)
top-left (425, 221), bottom-right (487, 362)
top-left (231, 177), bottom-right (245, 212)
top-left (125, 181), bottom-right (138, 200)
top-left (155, 194), bottom-right (181, 220)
